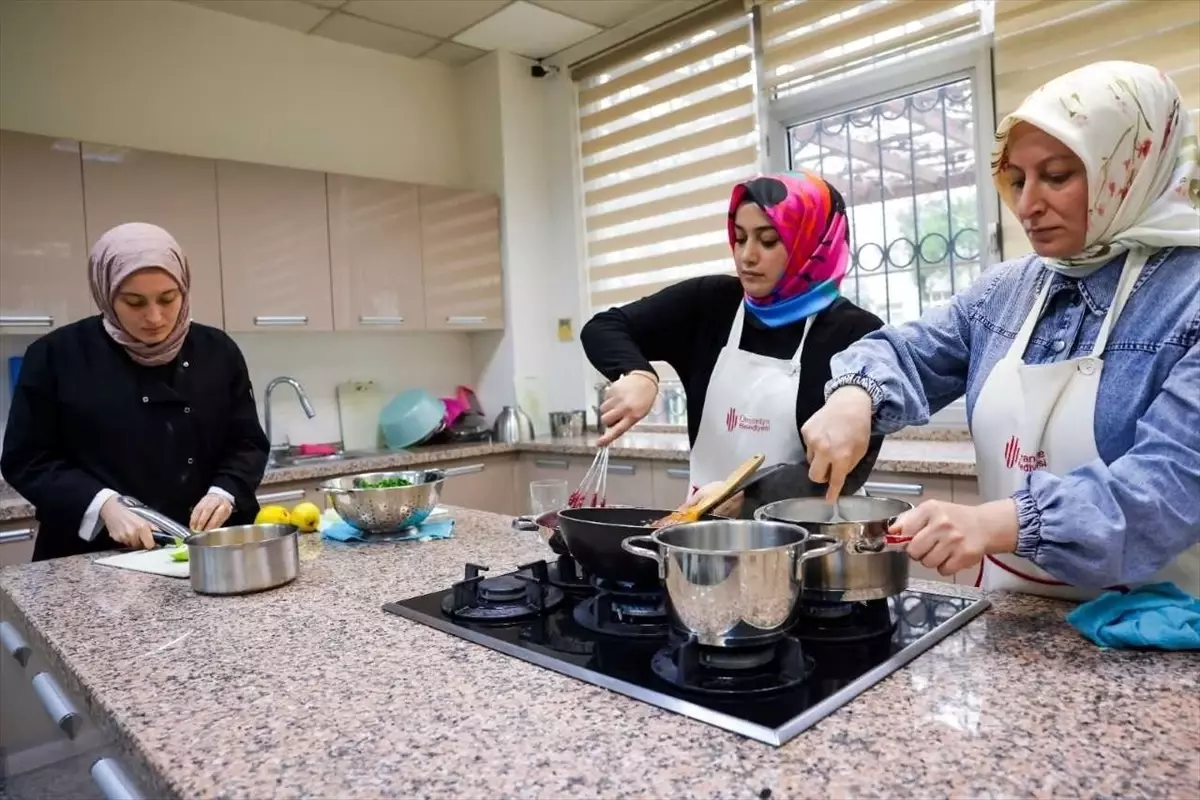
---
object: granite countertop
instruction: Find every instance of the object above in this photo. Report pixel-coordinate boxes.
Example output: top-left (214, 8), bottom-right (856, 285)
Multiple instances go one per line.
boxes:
top-left (0, 434), bottom-right (977, 522)
top-left (1, 508), bottom-right (1195, 799)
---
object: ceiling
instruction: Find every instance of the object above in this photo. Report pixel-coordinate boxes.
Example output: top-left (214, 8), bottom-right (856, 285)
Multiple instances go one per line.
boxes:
top-left (183, 0), bottom-right (664, 66)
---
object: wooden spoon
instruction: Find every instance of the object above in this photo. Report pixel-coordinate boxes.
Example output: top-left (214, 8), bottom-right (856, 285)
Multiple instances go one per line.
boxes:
top-left (650, 453), bottom-right (766, 528)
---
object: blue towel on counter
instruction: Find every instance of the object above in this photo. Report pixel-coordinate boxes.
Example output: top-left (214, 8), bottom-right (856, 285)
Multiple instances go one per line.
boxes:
top-left (1066, 582), bottom-right (1200, 650)
top-left (321, 516), bottom-right (455, 544)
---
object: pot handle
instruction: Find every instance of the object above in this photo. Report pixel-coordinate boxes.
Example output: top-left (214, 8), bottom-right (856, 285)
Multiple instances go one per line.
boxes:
top-left (795, 534), bottom-right (843, 576)
top-left (512, 516), bottom-right (539, 533)
top-left (621, 534), bottom-right (665, 579)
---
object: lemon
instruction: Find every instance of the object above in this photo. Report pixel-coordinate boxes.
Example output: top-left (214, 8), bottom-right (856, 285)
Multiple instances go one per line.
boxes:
top-left (290, 501), bottom-right (322, 534)
top-left (255, 505), bottom-right (291, 525)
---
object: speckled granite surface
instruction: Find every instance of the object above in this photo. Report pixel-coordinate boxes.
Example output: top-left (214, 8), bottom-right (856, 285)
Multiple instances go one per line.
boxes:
top-left (0, 435), bottom-right (977, 522)
top-left (1, 508), bottom-right (1196, 799)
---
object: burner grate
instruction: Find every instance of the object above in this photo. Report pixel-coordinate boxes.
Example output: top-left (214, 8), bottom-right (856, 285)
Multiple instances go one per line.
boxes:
top-left (441, 562), bottom-right (565, 623)
top-left (651, 633), bottom-right (814, 696)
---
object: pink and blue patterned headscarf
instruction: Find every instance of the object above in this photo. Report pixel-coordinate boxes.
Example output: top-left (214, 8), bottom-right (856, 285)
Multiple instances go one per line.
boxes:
top-left (727, 171), bottom-right (851, 328)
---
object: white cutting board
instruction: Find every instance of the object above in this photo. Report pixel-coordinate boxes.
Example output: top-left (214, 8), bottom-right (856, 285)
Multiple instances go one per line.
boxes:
top-left (337, 381), bottom-right (386, 452)
top-left (94, 548), bottom-right (189, 579)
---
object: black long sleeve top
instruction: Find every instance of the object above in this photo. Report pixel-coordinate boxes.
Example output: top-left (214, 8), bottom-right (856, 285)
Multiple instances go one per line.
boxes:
top-left (1, 316), bottom-right (270, 560)
top-left (580, 275), bottom-right (886, 515)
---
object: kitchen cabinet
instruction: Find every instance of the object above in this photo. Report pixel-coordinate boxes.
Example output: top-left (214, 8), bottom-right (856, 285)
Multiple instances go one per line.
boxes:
top-left (328, 174), bottom-right (426, 331)
top-left (518, 454), bottom-right (586, 516)
top-left (0, 519), bottom-right (36, 567)
top-left (437, 456), bottom-right (519, 516)
top-left (652, 461), bottom-right (692, 509)
top-left (0, 131), bottom-right (92, 334)
top-left (80, 144), bottom-right (224, 327)
top-left (216, 161), bottom-right (333, 332)
top-left (418, 186), bottom-right (504, 331)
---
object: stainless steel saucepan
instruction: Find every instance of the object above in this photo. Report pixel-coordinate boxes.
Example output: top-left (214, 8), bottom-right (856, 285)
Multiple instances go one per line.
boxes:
top-left (621, 519), bottom-right (842, 647)
top-left (118, 497), bottom-right (300, 595)
top-left (754, 495), bottom-right (914, 602)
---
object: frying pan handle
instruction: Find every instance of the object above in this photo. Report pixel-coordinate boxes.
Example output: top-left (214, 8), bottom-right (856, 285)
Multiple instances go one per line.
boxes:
top-left (732, 462), bottom-right (790, 495)
top-left (621, 534), bottom-right (664, 580)
top-left (512, 516), bottom-right (539, 532)
top-left (795, 533), bottom-right (843, 578)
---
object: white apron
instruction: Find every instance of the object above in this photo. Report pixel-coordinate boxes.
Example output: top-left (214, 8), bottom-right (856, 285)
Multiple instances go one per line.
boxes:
top-left (688, 304), bottom-right (813, 497)
top-left (971, 250), bottom-right (1200, 599)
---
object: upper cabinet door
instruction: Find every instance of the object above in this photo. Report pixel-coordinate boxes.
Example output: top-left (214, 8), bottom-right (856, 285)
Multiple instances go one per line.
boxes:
top-left (327, 174), bottom-right (426, 331)
top-left (0, 131), bottom-right (92, 333)
top-left (418, 186), bottom-right (504, 331)
top-left (81, 144), bottom-right (224, 328)
top-left (215, 161), bottom-right (333, 332)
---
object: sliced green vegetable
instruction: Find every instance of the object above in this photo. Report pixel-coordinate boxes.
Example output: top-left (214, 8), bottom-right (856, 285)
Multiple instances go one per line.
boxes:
top-left (353, 476), bottom-right (413, 489)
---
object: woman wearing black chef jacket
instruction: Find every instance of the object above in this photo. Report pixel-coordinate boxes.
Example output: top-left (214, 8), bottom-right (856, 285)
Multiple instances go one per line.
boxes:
top-left (582, 172), bottom-right (885, 518)
top-left (1, 222), bottom-right (269, 561)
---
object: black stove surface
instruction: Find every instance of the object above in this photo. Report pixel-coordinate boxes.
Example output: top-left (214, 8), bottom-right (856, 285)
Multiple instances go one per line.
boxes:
top-left (384, 561), bottom-right (989, 746)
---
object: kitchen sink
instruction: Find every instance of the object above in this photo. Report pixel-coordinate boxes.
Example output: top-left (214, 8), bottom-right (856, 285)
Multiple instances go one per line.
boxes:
top-left (267, 449), bottom-right (383, 470)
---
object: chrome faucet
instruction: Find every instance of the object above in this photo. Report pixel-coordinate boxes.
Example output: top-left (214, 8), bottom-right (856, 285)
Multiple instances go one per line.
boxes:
top-left (264, 376), bottom-right (316, 466)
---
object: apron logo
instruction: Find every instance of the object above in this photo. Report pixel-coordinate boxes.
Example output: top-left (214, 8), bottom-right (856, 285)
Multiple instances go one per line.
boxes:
top-left (725, 407), bottom-right (770, 433)
top-left (1004, 436), bottom-right (1048, 472)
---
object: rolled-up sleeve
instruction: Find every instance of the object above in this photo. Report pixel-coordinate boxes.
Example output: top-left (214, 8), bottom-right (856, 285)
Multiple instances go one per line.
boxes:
top-left (209, 338), bottom-right (268, 508)
top-left (1014, 342), bottom-right (1200, 590)
top-left (827, 271), bottom-right (998, 434)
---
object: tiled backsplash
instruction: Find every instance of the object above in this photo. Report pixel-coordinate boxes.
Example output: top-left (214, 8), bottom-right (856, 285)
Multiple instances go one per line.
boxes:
top-left (0, 330), bottom-right (477, 453)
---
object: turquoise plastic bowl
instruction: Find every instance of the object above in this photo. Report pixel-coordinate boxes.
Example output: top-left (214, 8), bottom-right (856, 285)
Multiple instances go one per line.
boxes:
top-left (380, 389), bottom-right (445, 449)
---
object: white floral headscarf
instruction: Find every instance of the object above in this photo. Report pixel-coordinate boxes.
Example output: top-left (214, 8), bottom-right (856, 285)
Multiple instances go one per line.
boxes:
top-left (992, 60), bottom-right (1200, 277)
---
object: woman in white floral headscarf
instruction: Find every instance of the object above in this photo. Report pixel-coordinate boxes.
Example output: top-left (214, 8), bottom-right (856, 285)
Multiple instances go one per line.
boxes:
top-left (802, 60), bottom-right (1200, 600)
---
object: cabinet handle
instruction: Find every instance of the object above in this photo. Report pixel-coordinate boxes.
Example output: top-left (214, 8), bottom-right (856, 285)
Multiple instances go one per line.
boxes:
top-left (863, 481), bottom-right (924, 497)
top-left (0, 528), bottom-right (35, 544)
top-left (0, 315), bottom-right (53, 327)
top-left (534, 459), bottom-right (569, 469)
top-left (359, 315), bottom-right (404, 325)
top-left (254, 316), bottom-right (308, 326)
top-left (0, 621), bottom-right (31, 667)
top-left (443, 463), bottom-right (485, 477)
top-left (257, 489), bottom-right (305, 504)
top-left (446, 316), bottom-right (487, 325)
top-left (665, 468), bottom-right (690, 480)
top-left (607, 463), bottom-right (636, 476)
top-left (31, 672), bottom-right (83, 738)
top-left (91, 758), bottom-right (145, 800)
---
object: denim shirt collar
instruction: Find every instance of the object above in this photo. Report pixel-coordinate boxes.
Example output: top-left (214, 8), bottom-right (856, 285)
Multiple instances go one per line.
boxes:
top-left (1038, 249), bottom-right (1172, 316)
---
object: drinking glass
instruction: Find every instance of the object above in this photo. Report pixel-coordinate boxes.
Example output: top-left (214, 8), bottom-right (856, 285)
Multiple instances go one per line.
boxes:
top-left (529, 479), bottom-right (569, 516)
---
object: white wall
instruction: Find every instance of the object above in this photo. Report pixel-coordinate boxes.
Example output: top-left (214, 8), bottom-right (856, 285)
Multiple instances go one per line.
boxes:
top-left (0, 0), bottom-right (465, 186)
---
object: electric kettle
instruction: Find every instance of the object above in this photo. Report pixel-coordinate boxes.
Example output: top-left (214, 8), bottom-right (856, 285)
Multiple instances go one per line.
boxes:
top-left (491, 405), bottom-right (536, 443)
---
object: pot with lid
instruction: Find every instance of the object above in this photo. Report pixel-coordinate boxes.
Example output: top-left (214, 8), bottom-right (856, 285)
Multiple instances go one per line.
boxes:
top-left (754, 496), bottom-right (914, 602)
top-left (621, 519), bottom-right (842, 647)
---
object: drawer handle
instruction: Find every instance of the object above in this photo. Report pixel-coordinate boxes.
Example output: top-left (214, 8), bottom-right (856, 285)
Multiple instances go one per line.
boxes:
top-left (256, 490), bottom-right (305, 503)
top-left (446, 316), bottom-right (487, 325)
top-left (443, 463), bottom-right (484, 477)
top-left (0, 315), bottom-right (53, 327)
top-left (534, 459), bottom-right (569, 469)
top-left (0, 528), bottom-right (35, 544)
top-left (863, 481), bottom-right (925, 497)
top-left (32, 672), bottom-right (83, 739)
top-left (91, 758), bottom-right (145, 800)
top-left (665, 468), bottom-right (689, 479)
top-left (359, 315), bottom-right (404, 325)
top-left (0, 621), bottom-right (31, 667)
top-left (606, 463), bottom-right (636, 476)
top-left (254, 315), bottom-right (309, 326)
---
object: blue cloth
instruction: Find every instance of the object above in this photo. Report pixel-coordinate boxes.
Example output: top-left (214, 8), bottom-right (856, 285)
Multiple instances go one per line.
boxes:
top-left (1066, 583), bottom-right (1200, 650)
top-left (744, 279), bottom-right (839, 328)
top-left (321, 516), bottom-right (455, 543)
top-left (827, 247), bottom-right (1200, 588)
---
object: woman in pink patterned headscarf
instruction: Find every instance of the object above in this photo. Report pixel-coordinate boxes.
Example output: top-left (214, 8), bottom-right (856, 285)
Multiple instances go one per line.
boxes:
top-left (581, 171), bottom-right (884, 518)
top-left (2, 223), bottom-right (269, 561)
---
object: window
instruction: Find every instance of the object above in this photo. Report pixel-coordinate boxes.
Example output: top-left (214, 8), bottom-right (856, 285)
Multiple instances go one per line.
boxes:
top-left (573, 0), bottom-right (756, 314)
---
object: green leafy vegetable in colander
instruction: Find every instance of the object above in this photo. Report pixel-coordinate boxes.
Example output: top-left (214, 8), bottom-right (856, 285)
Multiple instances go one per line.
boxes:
top-left (353, 476), bottom-right (413, 489)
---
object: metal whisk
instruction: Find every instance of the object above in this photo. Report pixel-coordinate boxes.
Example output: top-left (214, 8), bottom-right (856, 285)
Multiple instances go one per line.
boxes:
top-left (568, 447), bottom-right (609, 508)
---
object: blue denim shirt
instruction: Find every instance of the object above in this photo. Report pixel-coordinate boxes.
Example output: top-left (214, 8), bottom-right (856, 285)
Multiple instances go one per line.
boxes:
top-left (828, 246), bottom-right (1200, 587)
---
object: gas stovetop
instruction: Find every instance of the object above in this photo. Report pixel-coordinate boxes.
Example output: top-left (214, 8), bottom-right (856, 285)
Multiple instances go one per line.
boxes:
top-left (384, 556), bottom-right (989, 746)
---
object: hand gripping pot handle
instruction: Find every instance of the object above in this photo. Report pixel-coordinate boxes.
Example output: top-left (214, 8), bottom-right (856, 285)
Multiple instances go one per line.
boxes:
top-left (793, 533), bottom-right (844, 579)
top-left (620, 535), bottom-right (664, 579)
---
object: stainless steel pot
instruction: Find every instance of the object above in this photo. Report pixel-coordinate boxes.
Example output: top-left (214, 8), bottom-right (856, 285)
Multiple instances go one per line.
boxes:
top-left (754, 496), bottom-right (914, 602)
top-left (548, 410), bottom-right (586, 438)
top-left (621, 519), bottom-right (842, 647)
top-left (118, 497), bottom-right (299, 595)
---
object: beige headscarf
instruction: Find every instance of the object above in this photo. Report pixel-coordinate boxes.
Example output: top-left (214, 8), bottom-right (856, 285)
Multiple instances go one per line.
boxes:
top-left (992, 60), bottom-right (1200, 277)
top-left (88, 222), bottom-right (191, 367)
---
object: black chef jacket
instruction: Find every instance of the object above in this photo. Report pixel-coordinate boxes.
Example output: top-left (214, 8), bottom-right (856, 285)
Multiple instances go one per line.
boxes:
top-left (1, 316), bottom-right (270, 561)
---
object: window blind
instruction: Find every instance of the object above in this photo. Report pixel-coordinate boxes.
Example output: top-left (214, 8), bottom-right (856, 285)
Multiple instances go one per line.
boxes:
top-left (759, 0), bottom-right (984, 99)
top-left (574, 0), bottom-right (756, 312)
top-left (993, 0), bottom-right (1200, 258)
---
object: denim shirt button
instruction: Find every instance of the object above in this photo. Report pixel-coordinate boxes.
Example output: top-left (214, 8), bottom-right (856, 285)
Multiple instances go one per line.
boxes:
top-left (1052, 339), bottom-right (1066, 353)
